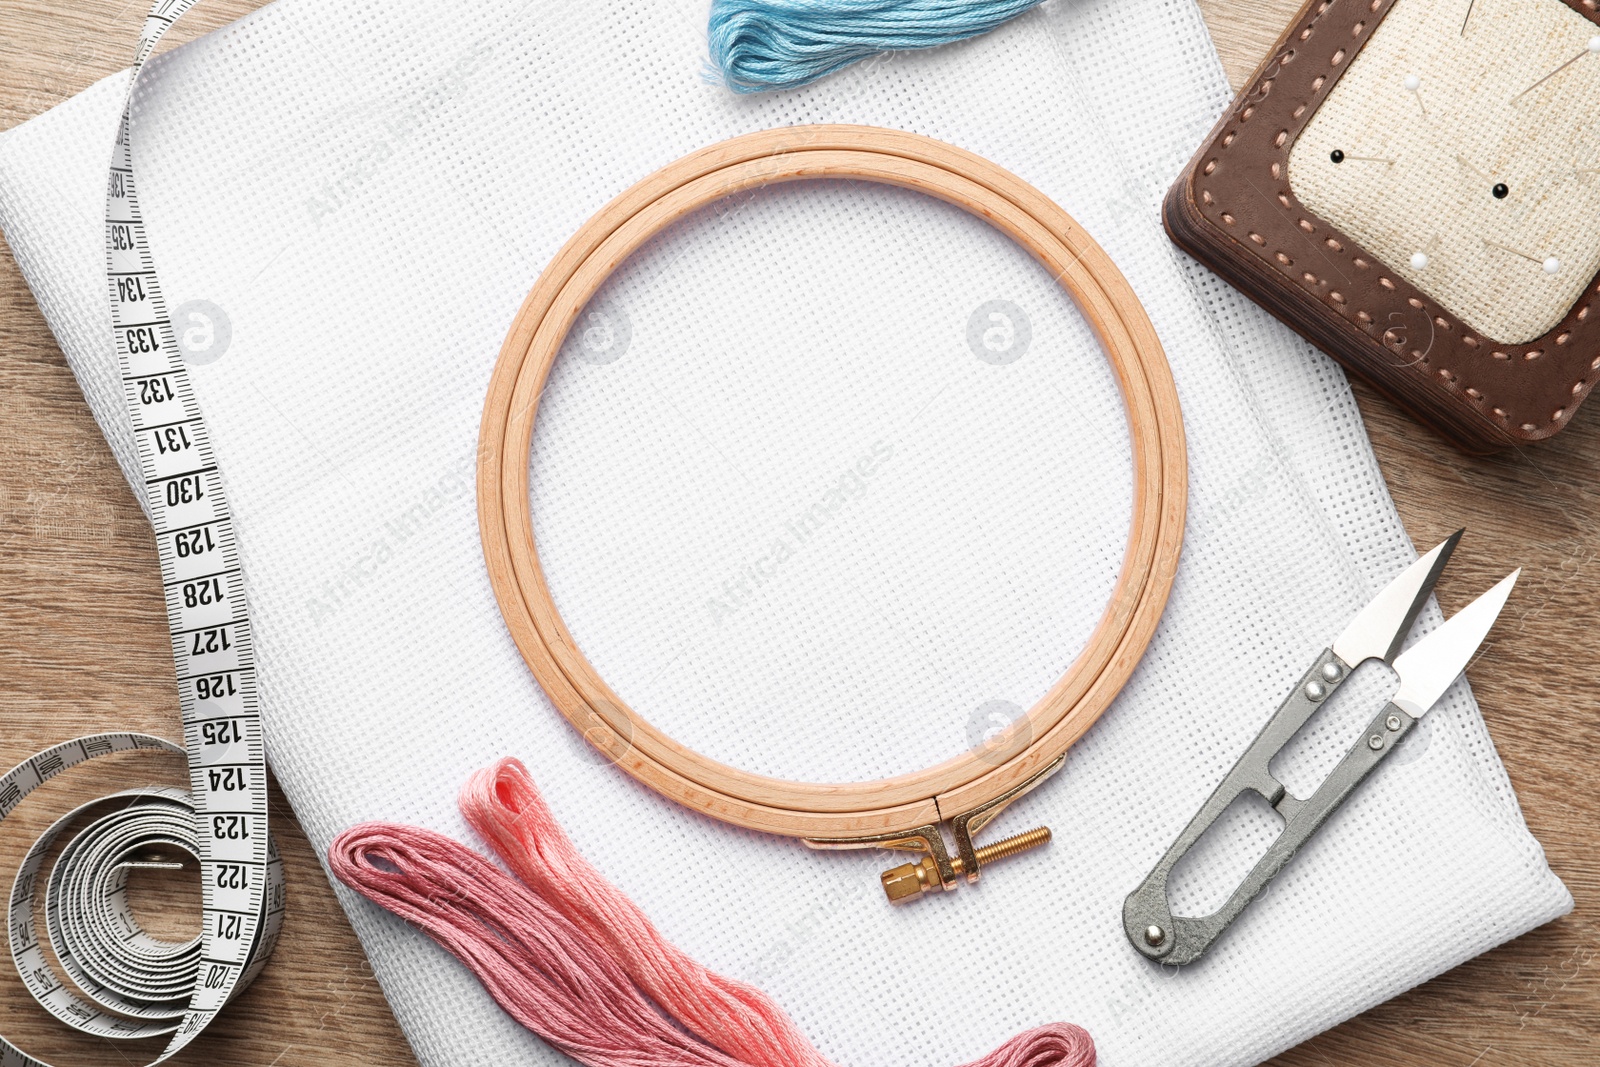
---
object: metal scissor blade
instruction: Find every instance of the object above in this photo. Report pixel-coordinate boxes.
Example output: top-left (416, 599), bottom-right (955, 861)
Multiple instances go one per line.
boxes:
top-left (1391, 570), bottom-right (1519, 718)
top-left (1332, 529), bottom-right (1463, 666)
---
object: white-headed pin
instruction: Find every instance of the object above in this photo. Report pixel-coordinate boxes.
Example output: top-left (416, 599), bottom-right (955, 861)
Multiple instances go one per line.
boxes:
top-left (1404, 73), bottom-right (1428, 116)
top-left (1515, 36), bottom-right (1600, 102)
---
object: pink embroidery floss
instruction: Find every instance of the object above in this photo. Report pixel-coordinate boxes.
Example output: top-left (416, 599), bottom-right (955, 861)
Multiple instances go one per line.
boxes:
top-left (329, 758), bottom-right (1095, 1067)
top-left (329, 823), bottom-right (743, 1067)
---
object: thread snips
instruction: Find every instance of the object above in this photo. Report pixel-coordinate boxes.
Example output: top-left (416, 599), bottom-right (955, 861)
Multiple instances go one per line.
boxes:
top-left (1124, 530), bottom-right (1518, 964)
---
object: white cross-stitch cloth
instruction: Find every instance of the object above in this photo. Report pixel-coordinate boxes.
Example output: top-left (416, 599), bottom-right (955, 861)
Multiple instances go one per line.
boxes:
top-left (0, 0), bottom-right (1571, 1064)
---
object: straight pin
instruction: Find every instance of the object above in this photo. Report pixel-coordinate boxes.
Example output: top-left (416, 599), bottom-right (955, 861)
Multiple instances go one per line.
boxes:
top-left (1483, 238), bottom-right (1540, 264)
top-left (1404, 73), bottom-right (1429, 116)
top-left (1330, 149), bottom-right (1396, 165)
top-left (1461, 0), bottom-right (1477, 36)
top-left (1514, 36), bottom-right (1600, 102)
top-left (1483, 238), bottom-right (1562, 275)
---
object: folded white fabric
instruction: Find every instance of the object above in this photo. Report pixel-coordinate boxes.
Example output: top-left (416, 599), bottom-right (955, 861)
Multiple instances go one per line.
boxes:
top-left (0, 1), bottom-right (1571, 1065)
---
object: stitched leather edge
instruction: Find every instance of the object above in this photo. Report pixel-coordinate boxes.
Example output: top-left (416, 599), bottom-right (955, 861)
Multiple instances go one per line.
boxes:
top-left (1168, 0), bottom-right (1600, 450)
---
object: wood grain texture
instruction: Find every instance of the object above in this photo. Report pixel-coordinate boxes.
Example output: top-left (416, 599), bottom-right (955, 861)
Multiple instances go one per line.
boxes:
top-left (0, 1), bottom-right (1593, 1065)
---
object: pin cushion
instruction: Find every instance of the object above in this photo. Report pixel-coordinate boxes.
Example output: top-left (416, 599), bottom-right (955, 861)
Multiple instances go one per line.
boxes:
top-left (1166, 0), bottom-right (1600, 451)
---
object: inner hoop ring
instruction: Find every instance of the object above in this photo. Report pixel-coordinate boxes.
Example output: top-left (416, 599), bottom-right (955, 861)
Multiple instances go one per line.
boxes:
top-left (478, 125), bottom-right (1187, 841)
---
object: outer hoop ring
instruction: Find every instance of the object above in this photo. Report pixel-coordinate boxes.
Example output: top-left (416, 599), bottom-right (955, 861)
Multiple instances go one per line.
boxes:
top-left (478, 126), bottom-right (1187, 841)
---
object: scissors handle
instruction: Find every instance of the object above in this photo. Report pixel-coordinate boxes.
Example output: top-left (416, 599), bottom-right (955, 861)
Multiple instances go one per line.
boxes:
top-left (1123, 649), bottom-right (1414, 965)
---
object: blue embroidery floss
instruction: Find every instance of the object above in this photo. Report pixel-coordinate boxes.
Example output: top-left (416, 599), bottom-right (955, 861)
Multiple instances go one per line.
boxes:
top-left (708, 0), bottom-right (1046, 94)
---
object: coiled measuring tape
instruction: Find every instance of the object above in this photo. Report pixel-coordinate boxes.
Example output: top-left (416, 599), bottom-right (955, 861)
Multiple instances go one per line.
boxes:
top-left (2, 2), bottom-right (281, 1062)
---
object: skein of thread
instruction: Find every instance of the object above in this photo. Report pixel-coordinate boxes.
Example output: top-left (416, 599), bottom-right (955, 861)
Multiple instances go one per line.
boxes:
top-left (329, 757), bottom-right (1096, 1067)
top-left (328, 823), bottom-right (743, 1067)
top-left (708, 0), bottom-right (1046, 93)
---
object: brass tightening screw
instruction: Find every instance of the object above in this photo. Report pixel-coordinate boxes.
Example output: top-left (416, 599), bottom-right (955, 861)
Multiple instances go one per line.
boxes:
top-left (880, 827), bottom-right (1052, 904)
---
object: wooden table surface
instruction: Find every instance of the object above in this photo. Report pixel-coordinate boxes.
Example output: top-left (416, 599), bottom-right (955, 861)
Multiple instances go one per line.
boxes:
top-left (0, 1), bottom-right (1594, 1064)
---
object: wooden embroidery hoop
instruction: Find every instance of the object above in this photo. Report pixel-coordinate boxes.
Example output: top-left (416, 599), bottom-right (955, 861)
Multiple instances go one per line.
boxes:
top-left (478, 125), bottom-right (1187, 897)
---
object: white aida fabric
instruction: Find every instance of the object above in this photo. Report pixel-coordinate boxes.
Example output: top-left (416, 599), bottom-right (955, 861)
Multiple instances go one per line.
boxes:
top-left (0, 1), bottom-right (1572, 1065)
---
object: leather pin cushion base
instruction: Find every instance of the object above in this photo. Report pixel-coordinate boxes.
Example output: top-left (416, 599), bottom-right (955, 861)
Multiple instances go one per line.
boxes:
top-left (1165, 0), bottom-right (1600, 453)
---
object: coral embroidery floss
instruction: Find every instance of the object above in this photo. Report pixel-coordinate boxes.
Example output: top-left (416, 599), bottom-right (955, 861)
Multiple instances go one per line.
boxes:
top-left (329, 759), bottom-right (1097, 1067)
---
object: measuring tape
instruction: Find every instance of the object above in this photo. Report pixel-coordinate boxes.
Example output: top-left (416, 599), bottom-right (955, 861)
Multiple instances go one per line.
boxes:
top-left (2, 2), bottom-right (281, 1062)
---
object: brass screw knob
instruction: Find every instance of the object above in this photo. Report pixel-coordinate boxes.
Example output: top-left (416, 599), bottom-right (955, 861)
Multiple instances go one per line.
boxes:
top-left (881, 856), bottom-right (940, 903)
top-left (879, 826), bottom-right (1052, 904)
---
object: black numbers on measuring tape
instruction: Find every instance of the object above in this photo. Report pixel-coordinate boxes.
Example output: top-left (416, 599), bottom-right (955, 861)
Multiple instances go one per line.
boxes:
top-left (115, 275), bottom-right (146, 303)
top-left (201, 719), bottom-right (243, 747)
top-left (194, 673), bottom-right (237, 701)
top-left (190, 626), bottom-right (232, 657)
top-left (214, 863), bottom-right (248, 890)
top-left (165, 473), bottom-right (207, 507)
top-left (182, 576), bottom-right (225, 608)
top-left (173, 526), bottom-right (217, 558)
top-left (138, 376), bottom-right (175, 406)
top-left (80, 3), bottom-right (278, 1035)
top-left (154, 425), bottom-right (193, 455)
top-left (124, 325), bottom-right (161, 354)
top-left (211, 815), bottom-right (250, 840)
top-left (207, 767), bottom-right (247, 792)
